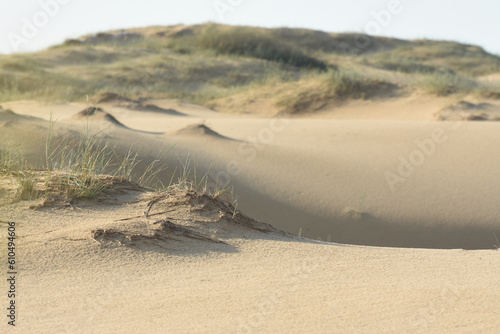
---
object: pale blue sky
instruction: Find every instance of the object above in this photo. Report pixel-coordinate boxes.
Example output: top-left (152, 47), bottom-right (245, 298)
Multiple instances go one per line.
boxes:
top-left (0, 0), bottom-right (498, 55)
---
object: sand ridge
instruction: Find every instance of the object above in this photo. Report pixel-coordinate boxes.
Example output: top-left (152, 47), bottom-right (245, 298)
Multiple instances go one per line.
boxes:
top-left (2, 100), bottom-right (500, 249)
top-left (1, 97), bottom-right (500, 333)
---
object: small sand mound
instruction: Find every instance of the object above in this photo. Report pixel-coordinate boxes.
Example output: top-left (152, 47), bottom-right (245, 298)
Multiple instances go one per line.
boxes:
top-left (91, 92), bottom-right (133, 104)
top-left (90, 92), bottom-right (185, 116)
top-left (435, 100), bottom-right (500, 121)
top-left (73, 107), bottom-right (127, 127)
top-left (0, 105), bottom-right (15, 114)
top-left (90, 188), bottom-right (282, 252)
top-left (174, 123), bottom-right (228, 139)
top-left (77, 106), bottom-right (105, 116)
top-left (90, 92), bottom-right (144, 110)
top-left (140, 104), bottom-right (185, 116)
top-left (0, 106), bottom-right (43, 127)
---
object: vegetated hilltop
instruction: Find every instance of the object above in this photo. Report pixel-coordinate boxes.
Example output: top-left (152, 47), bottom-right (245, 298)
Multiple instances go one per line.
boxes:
top-left (1, 23), bottom-right (499, 115)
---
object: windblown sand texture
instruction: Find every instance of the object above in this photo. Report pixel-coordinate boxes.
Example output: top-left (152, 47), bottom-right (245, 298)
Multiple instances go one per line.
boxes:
top-left (1, 24), bottom-right (500, 333)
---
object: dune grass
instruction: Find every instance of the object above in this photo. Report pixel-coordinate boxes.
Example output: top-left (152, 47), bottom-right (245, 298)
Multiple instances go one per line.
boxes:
top-left (0, 109), bottom-right (235, 205)
top-left (0, 142), bottom-right (26, 175)
top-left (366, 43), bottom-right (500, 77)
top-left (197, 27), bottom-right (330, 71)
top-left (416, 72), bottom-right (478, 96)
top-left (276, 68), bottom-right (398, 114)
top-left (367, 58), bottom-right (440, 74)
top-left (0, 143), bottom-right (38, 200)
top-left (0, 42), bottom-right (305, 105)
top-left (1, 24), bottom-right (499, 112)
top-left (493, 233), bottom-right (500, 250)
top-left (0, 108), bottom-right (171, 202)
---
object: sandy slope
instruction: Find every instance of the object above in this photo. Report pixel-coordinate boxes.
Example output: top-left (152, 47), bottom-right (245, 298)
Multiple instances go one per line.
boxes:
top-left (0, 184), bottom-right (499, 334)
top-left (1, 98), bottom-right (500, 333)
top-left (2, 99), bottom-right (499, 249)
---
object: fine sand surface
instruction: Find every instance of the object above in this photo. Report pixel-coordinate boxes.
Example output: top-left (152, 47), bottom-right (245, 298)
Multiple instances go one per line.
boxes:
top-left (1, 97), bottom-right (500, 333)
top-left (2, 98), bottom-right (500, 249)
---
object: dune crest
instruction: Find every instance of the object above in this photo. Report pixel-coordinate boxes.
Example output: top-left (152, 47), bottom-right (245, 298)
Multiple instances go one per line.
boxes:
top-left (173, 123), bottom-right (232, 139)
top-left (91, 92), bottom-right (185, 116)
top-left (72, 107), bottom-right (128, 127)
top-left (0, 106), bottom-right (47, 128)
top-left (0, 105), bottom-right (15, 114)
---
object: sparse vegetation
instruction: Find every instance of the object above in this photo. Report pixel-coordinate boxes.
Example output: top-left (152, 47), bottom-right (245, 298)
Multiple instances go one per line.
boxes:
top-left (368, 59), bottom-right (441, 74)
top-left (198, 27), bottom-right (330, 71)
top-left (494, 233), bottom-right (500, 250)
top-left (276, 69), bottom-right (398, 114)
top-left (416, 72), bottom-right (478, 96)
top-left (475, 81), bottom-right (500, 99)
top-left (0, 110), bottom-right (237, 206)
top-left (0, 143), bottom-right (39, 200)
top-left (0, 109), bottom-right (171, 203)
top-left (365, 43), bottom-right (500, 77)
top-left (0, 143), bottom-right (26, 174)
top-left (0, 23), bottom-right (499, 111)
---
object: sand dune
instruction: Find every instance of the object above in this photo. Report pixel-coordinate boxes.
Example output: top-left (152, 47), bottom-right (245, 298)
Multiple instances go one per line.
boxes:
top-left (173, 123), bottom-right (236, 141)
top-left (1, 98), bottom-right (500, 333)
top-left (2, 100), bottom-right (500, 249)
top-left (73, 106), bottom-right (128, 126)
top-left (0, 106), bottom-right (45, 125)
top-left (1, 179), bottom-right (499, 333)
top-left (1, 22), bottom-right (499, 333)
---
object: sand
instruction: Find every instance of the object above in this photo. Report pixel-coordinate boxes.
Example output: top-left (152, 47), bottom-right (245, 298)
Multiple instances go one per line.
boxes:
top-left (1, 96), bottom-right (500, 333)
